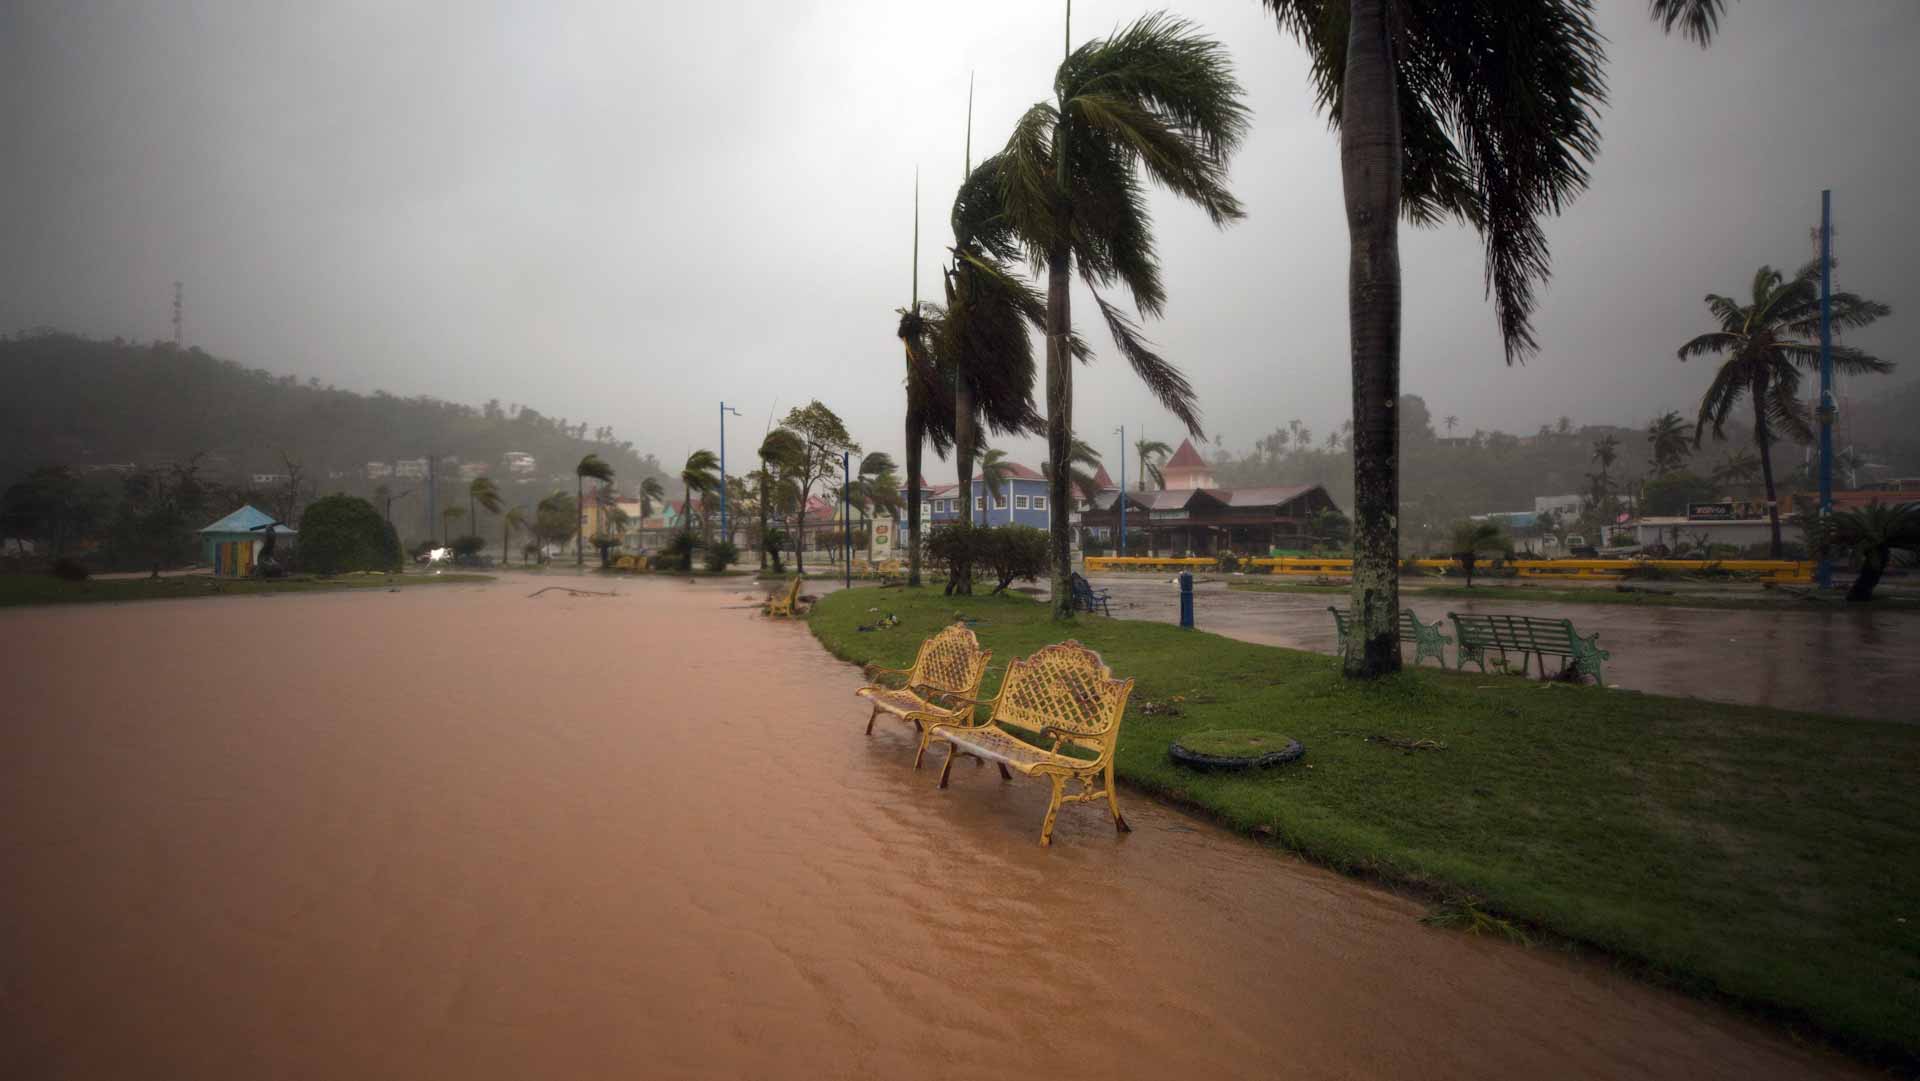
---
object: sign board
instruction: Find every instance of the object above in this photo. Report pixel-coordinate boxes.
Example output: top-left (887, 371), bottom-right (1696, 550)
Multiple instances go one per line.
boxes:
top-left (1689, 500), bottom-right (1767, 521)
top-left (869, 519), bottom-right (894, 561)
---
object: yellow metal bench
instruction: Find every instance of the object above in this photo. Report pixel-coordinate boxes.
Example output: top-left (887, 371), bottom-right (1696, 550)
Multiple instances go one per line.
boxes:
top-left (922, 641), bottom-right (1135, 846)
top-left (764, 576), bottom-right (804, 618)
top-left (854, 623), bottom-right (991, 738)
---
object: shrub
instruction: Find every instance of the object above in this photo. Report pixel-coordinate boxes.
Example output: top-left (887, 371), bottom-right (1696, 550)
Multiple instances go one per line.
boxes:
top-left (50, 556), bottom-right (89, 581)
top-left (978, 525), bottom-right (1049, 593)
top-left (1215, 551), bottom-right (1240, 573)
top-left (451, 534), bottom-right (487, 559)
top-left (924, 521), bottom-right (982, 595)
top-left (301, 495), bottom-right (401, 575)
top-left (703, 539), bottom-right (739, 573)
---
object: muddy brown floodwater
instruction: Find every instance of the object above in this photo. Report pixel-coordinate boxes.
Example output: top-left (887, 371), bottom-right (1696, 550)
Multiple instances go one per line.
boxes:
top-left (0, 577), bottom-right (1875, 1079)
top-left (1088, 576), bottom-right (1920, 721)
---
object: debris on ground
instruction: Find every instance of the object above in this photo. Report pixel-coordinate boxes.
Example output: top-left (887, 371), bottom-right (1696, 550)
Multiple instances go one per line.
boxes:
top-left (527, 586), bottom-right (617, 598)
top-left (1363, 733), bottom-right (1447, 752)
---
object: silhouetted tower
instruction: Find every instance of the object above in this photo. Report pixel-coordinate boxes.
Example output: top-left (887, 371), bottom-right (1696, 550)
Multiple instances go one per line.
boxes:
top-left (172, 281), bottom-right (183, 345)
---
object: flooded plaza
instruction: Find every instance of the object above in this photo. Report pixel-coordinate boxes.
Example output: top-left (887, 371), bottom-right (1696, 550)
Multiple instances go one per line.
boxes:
top-left (0, 576), bottom-right (1874, 1079)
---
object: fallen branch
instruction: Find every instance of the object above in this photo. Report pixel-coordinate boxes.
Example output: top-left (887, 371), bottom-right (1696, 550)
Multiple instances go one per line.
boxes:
top-left (527, 586), bottom-right (618, 598)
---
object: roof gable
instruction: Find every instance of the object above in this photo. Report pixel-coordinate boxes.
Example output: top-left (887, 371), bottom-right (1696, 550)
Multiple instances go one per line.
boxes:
top-left (1164, 439), bottom-right (1209, 471)
top-left (198, 504), bottom-right (290, 534)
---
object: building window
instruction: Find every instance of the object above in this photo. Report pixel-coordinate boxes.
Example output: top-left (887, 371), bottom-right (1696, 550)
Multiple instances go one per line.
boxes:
top-left (1034, 495), bottom-right (1048, 511)
top-left (922, 502), bottom-right (931, 517)
top-left (976, 497), bottom-right (985, 512)
top-left (1014, 495), bottom-right (1030, 510)
top-left (993, 495), bottom-right (1008, 510)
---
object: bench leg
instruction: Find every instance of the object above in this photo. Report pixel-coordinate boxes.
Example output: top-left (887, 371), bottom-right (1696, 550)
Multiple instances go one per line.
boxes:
top-left (912, 729), bottom-right (933, 769)
top-left (938, 743), bottom-right (960, 788)
top-left (864, 703), bottom-right (880, 735)
top-left (1039, 775), bottom-right (1066, 847)
top-left (997, 762), bottom-right (1012, 781)
top-left (1105, 763), bottom-right (1130, 833)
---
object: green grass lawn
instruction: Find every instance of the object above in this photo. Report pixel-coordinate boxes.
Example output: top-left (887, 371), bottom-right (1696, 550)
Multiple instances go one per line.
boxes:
top-left (1227, 577), bottom-right (1920, 612)
top-left (0, 571), bottom-right (493, 608)
top-left (809, 586), bottom-right (1920, 1067)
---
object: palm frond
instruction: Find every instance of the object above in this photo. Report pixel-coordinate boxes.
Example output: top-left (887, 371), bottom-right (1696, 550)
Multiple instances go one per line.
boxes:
top-left (1649, 0), bottom-right (1730, 46)
top-left (1677, 331), bottom-right (1740, 361)
top-left (998, 102), bottom-right (1062, 267)
top-left (1085, 275), bottom-right (1201, 436)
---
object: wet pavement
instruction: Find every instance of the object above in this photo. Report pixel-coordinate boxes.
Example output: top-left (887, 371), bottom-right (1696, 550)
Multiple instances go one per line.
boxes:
top-left (0, 576), bottom-right (1874, 1079)
top-left (1088, 575), bottom-right (1919, 722)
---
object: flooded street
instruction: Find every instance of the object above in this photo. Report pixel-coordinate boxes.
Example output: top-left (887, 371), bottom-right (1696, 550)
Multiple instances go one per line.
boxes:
top-left (0, 576), bottom-right (1873, 1079)
top-left (1089, 576), bottom-right (1920, 722)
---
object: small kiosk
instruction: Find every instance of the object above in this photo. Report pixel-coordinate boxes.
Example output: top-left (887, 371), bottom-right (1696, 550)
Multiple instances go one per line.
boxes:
top-left (198, 505), bottom-right (296, 577)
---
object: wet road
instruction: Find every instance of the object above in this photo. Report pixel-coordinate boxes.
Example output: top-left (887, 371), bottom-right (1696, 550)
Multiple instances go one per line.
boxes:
top-left (1089, 575), bottom-right (1919, 722)
top-left (0, 577), bottom-right (1873, 1079)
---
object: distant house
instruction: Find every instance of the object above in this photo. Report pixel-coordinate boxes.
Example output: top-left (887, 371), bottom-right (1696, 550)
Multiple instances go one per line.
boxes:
top-left (1077, 440), bottom-right (1340, 555)
top-left (503, 451), bottom-right (537, 476)
top-left (198, 504), bottom-right (295, 577)
top-left (458, 461), bottom-right (489, 481)
top-left (364, 461), bottom-right (395, 480)
top-left (394, 458), bottom-right (428, 480)
top-left (898, 463), bottom-right (1056, 531)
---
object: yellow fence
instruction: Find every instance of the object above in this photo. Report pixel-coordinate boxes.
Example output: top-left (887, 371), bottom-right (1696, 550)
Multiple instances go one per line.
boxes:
top-left (1083, 555), bottom-right (1814, 583)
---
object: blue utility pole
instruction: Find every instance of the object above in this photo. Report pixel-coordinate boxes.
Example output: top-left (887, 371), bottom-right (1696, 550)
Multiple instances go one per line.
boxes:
top-left (1115, 424), bottom-right (1126, 557)
top-left (1817, 191), bottom-right (1835, 590)
top-left (719, 402), bottom-right (741, 545)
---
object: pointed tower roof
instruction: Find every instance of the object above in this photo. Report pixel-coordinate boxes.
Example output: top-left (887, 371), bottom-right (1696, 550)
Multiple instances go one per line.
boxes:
top-left (1165, 438), bottom-right (1209, 470)
top-left (1091, 466), bottom-right (1116, 490)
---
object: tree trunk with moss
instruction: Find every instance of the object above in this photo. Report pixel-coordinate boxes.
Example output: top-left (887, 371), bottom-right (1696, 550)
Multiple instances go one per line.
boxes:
top-left (1341, 0), bottom-right (1403, 676)
top-left (952, 380), bottom-right (975, 595)
top-left (1751, 371), bottom-right (1783, 558)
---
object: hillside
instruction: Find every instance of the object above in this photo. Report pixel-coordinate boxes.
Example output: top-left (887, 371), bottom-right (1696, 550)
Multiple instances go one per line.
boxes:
top-left (0, 330), bottom-right (666, 500)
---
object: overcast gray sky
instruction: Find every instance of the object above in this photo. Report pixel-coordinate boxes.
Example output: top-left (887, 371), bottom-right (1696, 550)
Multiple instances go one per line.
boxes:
top-left (4, 0), bottom-right (1915, 473)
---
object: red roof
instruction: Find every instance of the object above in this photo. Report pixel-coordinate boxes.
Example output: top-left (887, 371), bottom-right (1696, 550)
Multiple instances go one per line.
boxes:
top-left (1001, 462), bottom-right (1046, 481)
top-left (1164, 439), bottom-right (1209, 471)
top-left (1091, 466), bottom-right (1116, 490)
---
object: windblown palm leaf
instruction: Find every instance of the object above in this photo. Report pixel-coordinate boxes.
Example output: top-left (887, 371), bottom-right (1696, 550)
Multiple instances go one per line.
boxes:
top-left (574, 453), bottom-right (615, 565)
top-left (1042, 437), bottom-right (1107, 505)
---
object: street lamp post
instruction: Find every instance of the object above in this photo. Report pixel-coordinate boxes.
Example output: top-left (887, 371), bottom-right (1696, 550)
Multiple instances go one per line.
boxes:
top-left (842, 450), bottom-right (852, 590)
top-left (1115, 424), bottom-right (1127, 557)
top-left (719, 402), bottom-right (741, 545)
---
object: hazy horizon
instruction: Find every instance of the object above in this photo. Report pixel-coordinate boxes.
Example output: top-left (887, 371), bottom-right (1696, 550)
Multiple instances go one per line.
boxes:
top-left (5, 0), bottom-right (1915, 473)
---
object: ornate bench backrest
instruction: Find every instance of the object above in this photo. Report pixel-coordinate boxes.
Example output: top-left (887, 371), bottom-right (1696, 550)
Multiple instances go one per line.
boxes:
top-left (993, 641), bottom-right (1133, 759)
top-left (912, 623), bottom-right (992, 697)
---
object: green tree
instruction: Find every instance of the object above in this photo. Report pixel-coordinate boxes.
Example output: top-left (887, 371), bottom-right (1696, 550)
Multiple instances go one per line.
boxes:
top-left (1678, 261), bottom-right (1892, 555)
top-left (300, 494), bottom-right (401, 575)
top-left (897, 302), bottom-right (955, 584)
top-left (1804, 501), bottom-right (1920, 602)
top-left (975, 445), bottom-right (1013, 529)
top-left (468, 476), bottom-right (502, 540)
top-left (1259, 0), bottom-right (1716, 676)
top-left (1449, 519), bottom-right (1512, 589)
top-left (1133, 438), bottom-right (1172, 492)
top-left (534, 491), bottom-right (578, 562)
top-left (574, 453), bottom-right (615, 566)
top-left (778, 402), bottom-right (857, 574)
top-left (756, 429), bottom-right (805, 570)
top-left (999, 12), bottom-right (1246, 618)
top-left (679, 449), bottom-right (721, 542)
top-left (503, 505), bottom-right (528, 564)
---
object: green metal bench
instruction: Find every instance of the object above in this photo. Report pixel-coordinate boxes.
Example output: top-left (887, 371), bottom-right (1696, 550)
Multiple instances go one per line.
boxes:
top-left (1446, 612), bottom-right (1609, 686)
top-left (1326, 606), bottom-right (1451, 667)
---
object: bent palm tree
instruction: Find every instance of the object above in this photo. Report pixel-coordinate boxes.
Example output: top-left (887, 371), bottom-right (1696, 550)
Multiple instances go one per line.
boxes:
top-left (756, 430), bottom-right (804, 570)
top-left (636, 476), bottom-right (665, 522)
top-left (1808, 501), bottom-right (1920, 602)
top-left (1261, 0), bottom-right (1721, 676)
top-left (1133, 438), bottom-right (1172, 492)
top-left (999, 12), bottom-right (1248, 617)
top-left (574, 454), bottom-right (614, 566)
top-left (1647, 411), bottom-right (1691, 475)
top-left (1043, 437), bottom-right (1107, 506)
top-left (680, 450), bottom-right (721, 541)
top-left (897, 303), bottom-right (955, 582)
top-left (503, 505), bottom-right (528, 564)
top-left (468, 476), bottom-right (502, 541)
top-left (1678, 261), bottom-right (1891, 555)
top-left (974, 445), bottom-right (1013, 527)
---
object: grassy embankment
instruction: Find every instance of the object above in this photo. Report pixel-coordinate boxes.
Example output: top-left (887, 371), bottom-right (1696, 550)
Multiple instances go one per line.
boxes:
top-left (0, 571), bottom-right (492, 608)
top-left (809, 586), bottom-right (1919, 1067)
top-left (1227, 576), bottom-right (1920, 612)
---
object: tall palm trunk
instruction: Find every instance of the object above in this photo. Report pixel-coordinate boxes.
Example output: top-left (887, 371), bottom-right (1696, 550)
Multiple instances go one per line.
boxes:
top-left (951, 381), bottom-right (976, 595)
top-left (575, 476), bottom-right (584, 566)
top-left (1751, 370), bottom-right (1783, 558)
top-left (1044, 239), bottom-right (1074, 619)
top-left (905, 411), bottom-right (924, 586)
top-left (1341, 0), bottom-right (1403, 675)
top-left (758, 474), bottom-right (770, 571)
top-left (1848, 543), bottom-right (1888, 602)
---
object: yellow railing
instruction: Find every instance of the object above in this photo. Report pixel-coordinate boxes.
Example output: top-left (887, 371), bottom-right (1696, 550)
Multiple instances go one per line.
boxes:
top-left (1084, 555), bottom-right (1813, 583)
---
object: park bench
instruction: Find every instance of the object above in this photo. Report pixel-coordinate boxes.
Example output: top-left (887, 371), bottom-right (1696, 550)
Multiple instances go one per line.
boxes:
top-left (764, 576), bottom-right (804, 618)
top-left (921, 641), bottom-right (1134, 846)
top-left (1068, 572), bottom-right (1112, 616)
top-left (1447, 612), bottom-right (1610, 686)
top-left (854, 623), bottom-right (992, 738)
top-left (1325, 606), bottom-right (1451, 667)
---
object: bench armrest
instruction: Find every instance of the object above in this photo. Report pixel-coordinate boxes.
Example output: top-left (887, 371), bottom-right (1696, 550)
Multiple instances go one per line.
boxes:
top-left (862, 664), bottom-right (913, 684)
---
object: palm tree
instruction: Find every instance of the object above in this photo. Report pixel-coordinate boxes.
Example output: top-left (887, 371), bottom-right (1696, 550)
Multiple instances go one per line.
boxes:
top-left (942, 153), bottom-right (1052, 529)
top-left (1043, 437), bottom-right (1107, 506)
top-left (1807, 501), bottom-right (1920, 602)
top-left (999, 12), bottom-right (1247, 618)
top-left (1647, 411), bottom-right (1691, 475)
top-left (756, 431), bottom-right (804, 571)
top-left (1591, 435), bottom-right (1619, 482)
top-left (1678, 261), bottom-right (1892, 555)
top-left (679, 450), bottom-right (721, 541)
top-left (468, 476), bottom-right (502, 541)
top-left (897, 165), bottom-right (959, 588)
top-left (1260, 0), bottom-right (1719, 677)
top-left (975, 445), bottom-right (1013, 527)
top-left (1133, 438), bottom-right (1172, 493)
top-left (574, 453), bottom-right (614, 566)
top-left (1711, 448), bottom-right (1761, 495)
top-left (1444, 415), bottom-right (1459, 438)
top-left (503, 505), bottom-right (528, 564)
top-left (636, 476), bottom-right (665, 522)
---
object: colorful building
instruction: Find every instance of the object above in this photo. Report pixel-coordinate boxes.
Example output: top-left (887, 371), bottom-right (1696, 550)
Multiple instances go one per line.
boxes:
top-left (197, 505), bottom-right (296, 577)
top-left (902, 462), bottom-right (1058, 530)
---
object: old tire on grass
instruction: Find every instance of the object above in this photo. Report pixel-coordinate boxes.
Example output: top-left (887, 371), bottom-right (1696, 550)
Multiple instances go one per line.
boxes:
top-left (1169, 730), bottom-right (1304, 772)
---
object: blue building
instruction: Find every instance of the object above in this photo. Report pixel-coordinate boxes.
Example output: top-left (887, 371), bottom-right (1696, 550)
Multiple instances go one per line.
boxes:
top-left (903, 462), bottom-right (1057, 530)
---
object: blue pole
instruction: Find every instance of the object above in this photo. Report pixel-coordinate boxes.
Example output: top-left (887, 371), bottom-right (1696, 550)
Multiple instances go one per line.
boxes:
top-left (1179, 571), bottom-right (1194, 628)
top-left (1816, 191), bottom-right (1834, 590)
top-left (843, 451), bottom-right (852, 589)
top-left (1116, 424), bottom-right (1126, 557)
top-left (718, 403), bottom-right (740, 545)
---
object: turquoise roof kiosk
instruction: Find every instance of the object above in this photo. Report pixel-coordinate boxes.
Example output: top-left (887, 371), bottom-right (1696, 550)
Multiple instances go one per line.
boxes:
top-left (198, 505), bottom-right (295, 576)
